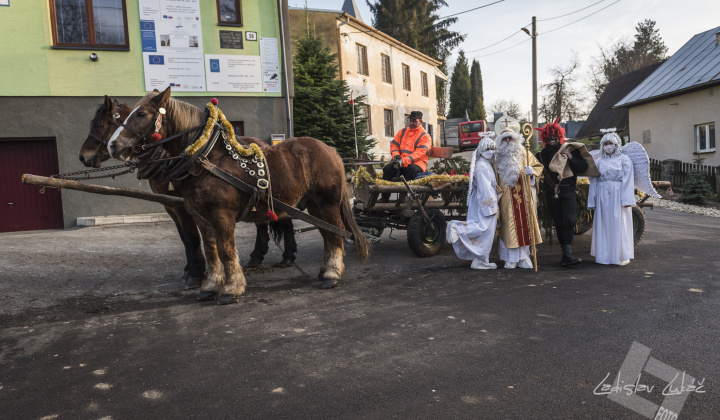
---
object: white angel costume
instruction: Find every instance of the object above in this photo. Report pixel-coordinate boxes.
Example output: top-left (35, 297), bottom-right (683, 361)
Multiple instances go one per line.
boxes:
top-left (447, 135), bottom-right (498, 269)
top-left (588, 130), bottom-right (636, 265)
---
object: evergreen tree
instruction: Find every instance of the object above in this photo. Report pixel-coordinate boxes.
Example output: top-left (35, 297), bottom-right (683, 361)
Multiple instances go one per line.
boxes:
top-left (367, 0), bottom-right (465, 116)
top-left (589, 19), bottom-right (668, 101)
top-left (447, 50), bottom-right (471, 118)
top-left (679, 157), bottom-right (713, 205)
top-left (292, 28), bottom-right (374, 158)
top-left (468, 59), bottom-right (486, 121)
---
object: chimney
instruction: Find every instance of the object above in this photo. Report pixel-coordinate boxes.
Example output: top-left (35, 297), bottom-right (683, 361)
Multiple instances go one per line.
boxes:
top-left (716, 32), bottom-right (720, 47)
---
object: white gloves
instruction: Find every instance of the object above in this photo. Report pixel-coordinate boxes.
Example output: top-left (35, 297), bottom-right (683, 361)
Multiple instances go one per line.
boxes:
top-left (526, 166), bottom-right (535, 186)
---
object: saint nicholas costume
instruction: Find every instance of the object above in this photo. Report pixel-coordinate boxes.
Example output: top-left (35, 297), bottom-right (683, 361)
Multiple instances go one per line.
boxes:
top-left (492, 115), bottom-right (543, 269)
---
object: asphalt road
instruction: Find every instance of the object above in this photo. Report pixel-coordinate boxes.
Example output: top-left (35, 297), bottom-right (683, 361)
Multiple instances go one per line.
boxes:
top-left (0, 207), bottom-right (718, 419)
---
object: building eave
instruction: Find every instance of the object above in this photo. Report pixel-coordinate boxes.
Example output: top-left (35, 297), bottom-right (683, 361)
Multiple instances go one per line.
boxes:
top-left (614, 79), bottom-right (720, 108)
top-left (338, 13), bottom-right (443, 67)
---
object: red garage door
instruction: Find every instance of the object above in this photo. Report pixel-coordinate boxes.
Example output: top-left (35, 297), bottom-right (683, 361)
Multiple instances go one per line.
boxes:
top-left (0, 139), bottom-right (64, 232)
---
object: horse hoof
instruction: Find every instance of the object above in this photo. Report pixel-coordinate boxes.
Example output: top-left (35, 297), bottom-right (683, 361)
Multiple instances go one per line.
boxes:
top-left (320, 278), bottom-right (339, 289)
top-left (246, 256), bottom-right (263, 268)
top-left (278, 257), bottom-right (295, 268)
top-left (217, 294), bottom-right (239, 305)
top-left (185, 276), bottom-right (203, 290)
top-left (196, 291), bottom-right (217, 301)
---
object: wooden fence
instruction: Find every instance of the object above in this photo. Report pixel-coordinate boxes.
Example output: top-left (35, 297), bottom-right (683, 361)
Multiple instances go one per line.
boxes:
top-left (650, 158), bottom-right (717, 192)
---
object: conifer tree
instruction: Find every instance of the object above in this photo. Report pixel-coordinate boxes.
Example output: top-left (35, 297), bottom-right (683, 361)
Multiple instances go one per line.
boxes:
top-left (447, 50), bottom-right (471, 118)
top-left (292, 28), bottom-right (374, 158)
top-left (679, 157), bottom-right (713, 205)
top-left (468, 59), bottom-right (486, 121)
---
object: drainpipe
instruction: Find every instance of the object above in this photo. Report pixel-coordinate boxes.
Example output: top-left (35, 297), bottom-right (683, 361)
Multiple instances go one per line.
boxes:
top-left (277, 0), bottom-right (293, 137)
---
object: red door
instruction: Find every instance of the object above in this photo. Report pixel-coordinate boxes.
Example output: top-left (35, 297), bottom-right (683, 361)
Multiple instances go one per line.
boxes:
top-left (0, 140), bottom-right (64, 232)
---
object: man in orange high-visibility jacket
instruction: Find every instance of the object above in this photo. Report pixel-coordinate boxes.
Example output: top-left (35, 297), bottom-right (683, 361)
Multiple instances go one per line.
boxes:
top-left (379, 111), bottom-right (432, 202)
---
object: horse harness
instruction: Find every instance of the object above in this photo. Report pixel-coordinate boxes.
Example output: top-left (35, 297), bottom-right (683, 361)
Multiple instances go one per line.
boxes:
top-left (127, 103), bottom-right (352, 239)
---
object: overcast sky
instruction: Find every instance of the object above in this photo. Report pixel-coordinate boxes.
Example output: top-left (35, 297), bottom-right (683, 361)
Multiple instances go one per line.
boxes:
top-left (293, 0), bottom-right (720, 122)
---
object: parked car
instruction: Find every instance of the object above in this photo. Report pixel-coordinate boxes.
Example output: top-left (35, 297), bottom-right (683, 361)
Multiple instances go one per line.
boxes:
top-left (458, 120), bottom-right (487, 151)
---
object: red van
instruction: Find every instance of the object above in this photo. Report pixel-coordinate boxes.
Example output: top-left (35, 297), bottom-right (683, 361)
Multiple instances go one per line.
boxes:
top-left (458, 120), bottom-right (487, 151)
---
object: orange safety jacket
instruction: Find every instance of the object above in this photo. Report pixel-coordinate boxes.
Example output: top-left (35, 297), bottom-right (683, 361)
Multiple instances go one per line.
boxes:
top-left (390, 126), bottom-right (432, 171)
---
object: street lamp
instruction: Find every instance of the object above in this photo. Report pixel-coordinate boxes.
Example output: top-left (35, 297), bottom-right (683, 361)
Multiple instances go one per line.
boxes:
top-left (522, 17), bottom-right (538, 150)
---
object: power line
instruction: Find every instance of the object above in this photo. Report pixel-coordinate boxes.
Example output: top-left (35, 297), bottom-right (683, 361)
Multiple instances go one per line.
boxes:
top-left (542, 0), bottom-right (622, 35)
top-left (475, 37), bottom-right (531, 58)
top-left (465, 25), bottom-right (530, 53)
top-left (537, 0), bottom-right (606, 21)
top-left (438, 0), bottom-right (506, 20)
top-left (464, 0), bottom-right (614, 57)
top-left (470, 0), bottom-right (622, 59)
top-left (347, 0), bottom-right (506, 36)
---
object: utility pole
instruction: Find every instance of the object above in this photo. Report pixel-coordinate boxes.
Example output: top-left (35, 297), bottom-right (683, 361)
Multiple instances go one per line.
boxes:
top-left (523, 17), bottom-right (538, 150)
top-left (531, 16), bottom-right (538, 150)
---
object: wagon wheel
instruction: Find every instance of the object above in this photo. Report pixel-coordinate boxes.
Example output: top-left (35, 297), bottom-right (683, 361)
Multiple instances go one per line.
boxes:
top-left (407, 209), bottom-right (446, 257)
top-left (632, 206), bottom-right (646, 246)
top-left (574, 213), bottom-right (593, 235)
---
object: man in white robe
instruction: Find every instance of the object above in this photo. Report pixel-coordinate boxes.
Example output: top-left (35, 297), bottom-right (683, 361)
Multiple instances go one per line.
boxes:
top-left (447, 135), bottom-right (499, 269)
top-left (588, 130), bottom-right (635, 265)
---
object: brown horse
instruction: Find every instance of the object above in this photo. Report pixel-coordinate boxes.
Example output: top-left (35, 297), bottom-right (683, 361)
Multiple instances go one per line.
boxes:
top-left (79, 96), bottom-right (206, 288)
top-left (107, 88), bottom-right (369, 304)
top-left (79, 96), bottom-right (300, 289)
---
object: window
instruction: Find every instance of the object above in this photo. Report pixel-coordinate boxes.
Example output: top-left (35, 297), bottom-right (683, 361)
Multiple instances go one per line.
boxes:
top-left (381, 54), bottom-right (392, 84)
top-left (404, 113), bottom-right (410, 127)
top-left (421, 71), bottom-right (429, 97)
top-left (402, 63), bottom-right (411, 91)
top-left (384, 109), bottom-right (394, 137)
top-left (356, 43), bottom-right (368, 75)
top-left (230, 121), bottom-right (244, 137)
top-left (50, 0), bottom-right (129, 49)
top-left (461, 122), bottom-right (485, 133)
top-left (217, 0), bottom-right (242, 25)
top-left (695, 123), bottom-right (716, 153)
top-left (428, 124), bottom-right (433, 140)
top-left (362, 105), bottom-right (372, 136)
top-left (643, 129), bottom-right (651, 144)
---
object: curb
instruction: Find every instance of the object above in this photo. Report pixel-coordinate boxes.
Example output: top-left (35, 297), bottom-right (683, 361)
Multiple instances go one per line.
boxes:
top-left (77, 213), bottom-right (174, 227)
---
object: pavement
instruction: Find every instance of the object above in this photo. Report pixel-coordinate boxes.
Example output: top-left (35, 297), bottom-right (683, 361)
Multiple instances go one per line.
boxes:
top-left (0, 207), bottom-right (718, 419)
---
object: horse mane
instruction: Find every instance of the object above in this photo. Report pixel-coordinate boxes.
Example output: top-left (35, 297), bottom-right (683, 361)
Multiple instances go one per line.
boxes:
top-left (134, 92), bottom-right (205, 136)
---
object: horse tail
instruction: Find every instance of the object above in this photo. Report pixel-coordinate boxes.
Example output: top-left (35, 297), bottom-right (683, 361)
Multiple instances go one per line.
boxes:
top-left (268, 220), bottom-right (284, 246)
top-left (340, 182), bottom-right (371, 262)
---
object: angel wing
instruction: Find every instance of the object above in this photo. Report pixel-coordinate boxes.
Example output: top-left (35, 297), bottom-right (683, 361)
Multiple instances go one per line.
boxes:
top-left (622, 142), bottom-right (661, 198)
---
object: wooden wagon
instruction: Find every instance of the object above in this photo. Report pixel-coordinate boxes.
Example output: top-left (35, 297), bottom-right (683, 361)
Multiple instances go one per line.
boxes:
top-left (348, 147), bottom-right (468, 257)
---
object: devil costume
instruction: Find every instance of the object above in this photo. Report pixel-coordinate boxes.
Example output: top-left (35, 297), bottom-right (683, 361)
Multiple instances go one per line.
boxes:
top-left (535, 118), bottom-right (588, 266)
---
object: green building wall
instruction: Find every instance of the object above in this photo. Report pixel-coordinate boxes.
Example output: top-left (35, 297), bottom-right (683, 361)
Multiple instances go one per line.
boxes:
top-left (0, 0), bottom-right (284, 97)
top-left (0, 0), bottom-right (293, 229)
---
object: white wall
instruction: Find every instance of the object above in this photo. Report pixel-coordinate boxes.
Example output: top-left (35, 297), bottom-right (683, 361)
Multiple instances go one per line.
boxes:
top-left (337, 21), bottom-right (440, 159)
top-left (628, 87), bottom-right (719, 166)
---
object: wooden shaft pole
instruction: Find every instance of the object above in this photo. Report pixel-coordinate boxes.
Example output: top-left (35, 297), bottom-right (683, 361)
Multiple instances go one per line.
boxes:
top-left (524, 147), bottom-right (538, 272)
top-left (21, 174), bottom-right (185, 207)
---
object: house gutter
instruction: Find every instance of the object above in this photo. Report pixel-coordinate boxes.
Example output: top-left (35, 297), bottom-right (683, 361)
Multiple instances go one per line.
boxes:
top-left (277, 0), bottom-right (293, 137)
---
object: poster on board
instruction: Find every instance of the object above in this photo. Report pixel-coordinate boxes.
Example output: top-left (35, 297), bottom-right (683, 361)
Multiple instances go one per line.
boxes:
top-left (259, 38), bottom-right (281, 93)
top-left (204, 55), bottom-right (262, 92)
top-left (139, 0), bottom-right (205, 91)
top-left (143, 52), bottom-right (205, 92)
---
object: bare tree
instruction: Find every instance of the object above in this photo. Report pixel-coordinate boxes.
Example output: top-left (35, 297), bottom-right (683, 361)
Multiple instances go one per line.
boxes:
top-left (489, 99), bottom-right (522, 121)
top-left (539, 54), bottom-right (586, 123)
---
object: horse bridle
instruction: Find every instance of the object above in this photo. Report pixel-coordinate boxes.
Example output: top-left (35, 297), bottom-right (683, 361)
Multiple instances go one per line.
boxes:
top-left (89, 105), bottom-right (123, 155)
top-left (120, 106), bottom-right (206, 157)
